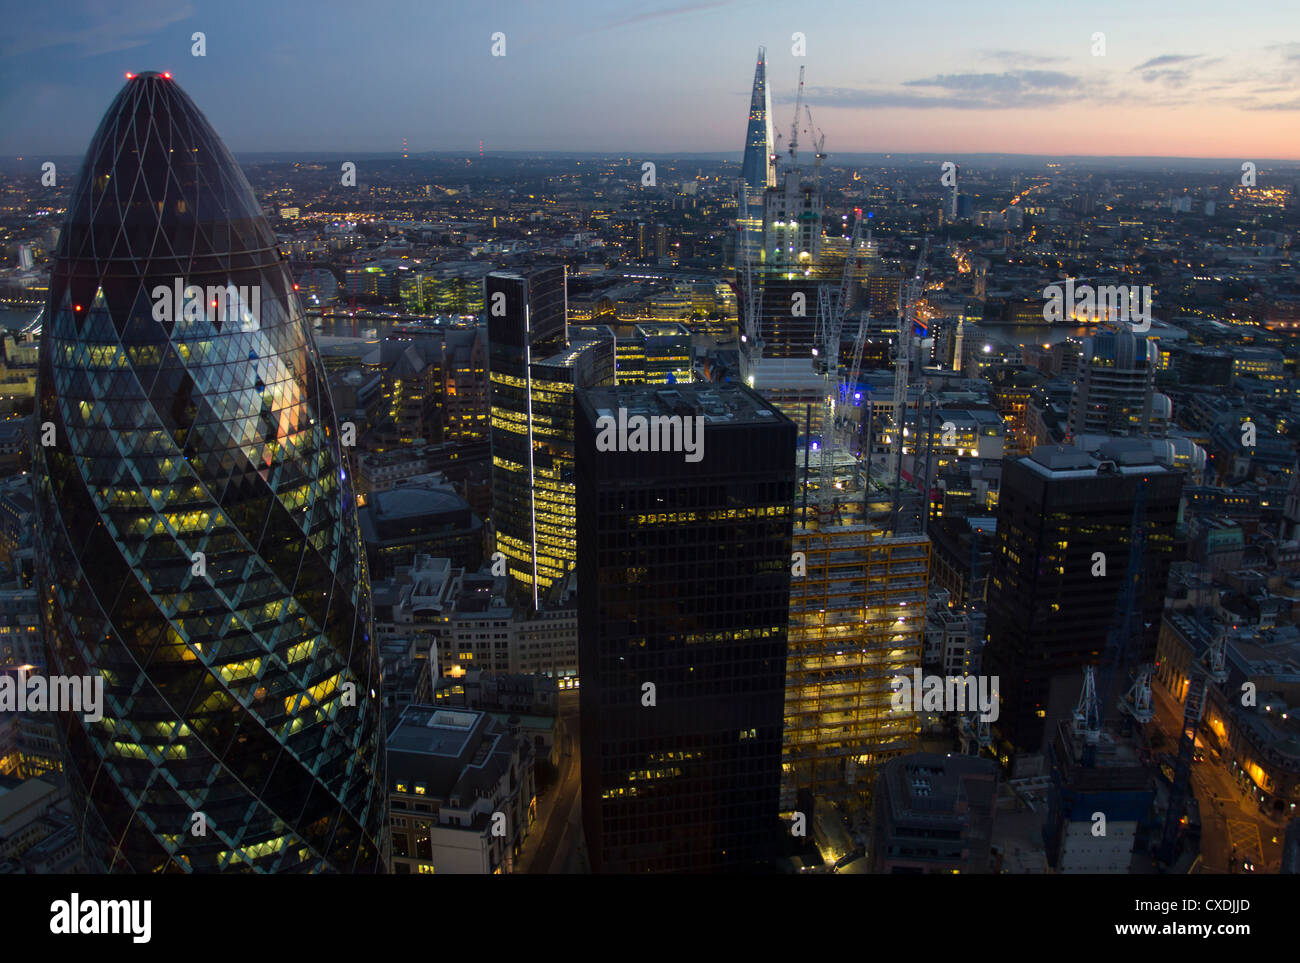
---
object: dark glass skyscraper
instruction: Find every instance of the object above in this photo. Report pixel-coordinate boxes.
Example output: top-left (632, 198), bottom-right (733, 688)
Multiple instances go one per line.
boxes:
top-left (34, 73), bottom-right (387, 872)
top-left (984, 443), bottom-right (1182, 754)
top-left (576, 383), bottom-right (795, 872)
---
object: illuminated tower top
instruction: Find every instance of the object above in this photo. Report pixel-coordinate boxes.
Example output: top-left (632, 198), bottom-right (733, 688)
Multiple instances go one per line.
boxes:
top-left (741, 46), bottom-right (776, 193)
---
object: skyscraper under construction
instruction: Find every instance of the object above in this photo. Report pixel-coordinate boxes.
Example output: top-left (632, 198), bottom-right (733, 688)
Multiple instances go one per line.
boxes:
top-left (782, 457), bottom-right (930, 807)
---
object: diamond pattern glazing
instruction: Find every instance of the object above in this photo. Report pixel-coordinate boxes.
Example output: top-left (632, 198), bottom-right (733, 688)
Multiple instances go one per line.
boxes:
top-left (33, 73), bottom-right (388, 873)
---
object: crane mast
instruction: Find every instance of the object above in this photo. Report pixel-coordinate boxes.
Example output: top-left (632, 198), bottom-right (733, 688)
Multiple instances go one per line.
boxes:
top-left (789, 65), bottom-right (805, 170)
top-left (888, 240), bottom-right (928, 510)
top-left (807, 106), bottom-right (826, 187)
top-left (814, 215), bottom-right (867, 516)
top-left (1072, 480), bottom-right (1146, 765)
top-left (735, 181), bottom-right (763, 383)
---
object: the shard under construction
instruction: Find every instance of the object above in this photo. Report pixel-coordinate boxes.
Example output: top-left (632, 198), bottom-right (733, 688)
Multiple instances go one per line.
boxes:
top-left (741, 46), bottom-right (776, 196)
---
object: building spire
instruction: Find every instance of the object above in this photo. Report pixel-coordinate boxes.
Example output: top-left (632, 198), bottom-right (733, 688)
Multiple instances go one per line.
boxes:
top-left (741, 45), bottom-right (775, 192)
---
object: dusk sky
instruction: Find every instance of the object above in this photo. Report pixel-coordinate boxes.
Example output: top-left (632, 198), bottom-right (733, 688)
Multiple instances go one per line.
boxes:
top-left (4, 0), bottom-right (1300, 159)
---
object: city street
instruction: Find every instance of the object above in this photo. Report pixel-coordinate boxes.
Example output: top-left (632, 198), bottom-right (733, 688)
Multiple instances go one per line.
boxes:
top-left (515, 694), bottom-right (583, 874)
top-left (1150, 681), bottom-right (1284, 874)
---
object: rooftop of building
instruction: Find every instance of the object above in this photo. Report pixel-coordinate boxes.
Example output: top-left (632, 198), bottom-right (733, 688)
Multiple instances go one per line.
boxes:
top-left (1024, 439), bottom-right (1175, 478)
top-left (368, 484), bottom-right (467, 520)
top-left (535, 338), bottom-right (608, 370)
top-left (0, 775), bottom-right (58, 829)
top-left (876, 751), bottom-right (999, 824)
top-left (387, 706), bottom-right (488, 758)
top-left (386, 704), bottom-right (519, 804)
top-left (635, 321), bottom-right (690, 338)
top-left (581, 382), bottom-right (790, 428)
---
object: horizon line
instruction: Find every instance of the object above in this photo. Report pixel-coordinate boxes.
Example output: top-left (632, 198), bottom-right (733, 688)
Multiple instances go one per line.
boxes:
top-left (9, 149), bottom-right (1300, 167)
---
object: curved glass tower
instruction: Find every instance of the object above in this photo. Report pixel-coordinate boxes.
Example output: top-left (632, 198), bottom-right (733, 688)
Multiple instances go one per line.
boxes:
top-left (34, 72), bottom-right (388, 872)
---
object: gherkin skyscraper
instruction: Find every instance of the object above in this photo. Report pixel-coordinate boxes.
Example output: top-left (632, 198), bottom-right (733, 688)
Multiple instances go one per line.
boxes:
top-left (34, 72), bottom-right (388, 873)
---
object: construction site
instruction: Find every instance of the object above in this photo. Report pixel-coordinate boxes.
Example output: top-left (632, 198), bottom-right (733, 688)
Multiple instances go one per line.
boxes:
top-left (730, 50), bottom-right (947, 823)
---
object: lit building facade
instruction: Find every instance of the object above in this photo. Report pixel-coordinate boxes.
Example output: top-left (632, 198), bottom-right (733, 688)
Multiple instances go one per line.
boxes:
top-left (1067, 330), bottom-right (1166, 439)
top-left (740, 46), bottom-right (775, 195)
top-left (34, 73), bottom-right (387, 872)
top-left (737, 47), bottom-right (775, 275)
top-left (784, 524), bottom-right (930, 806)
top-left (488, 267), bottom-right (614, 609)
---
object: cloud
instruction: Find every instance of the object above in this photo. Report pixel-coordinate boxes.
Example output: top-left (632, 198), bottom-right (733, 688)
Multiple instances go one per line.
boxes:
top-left (595, 0), bottom-right (732, 32)
top-left (904, 70), bottom-right (1082, 93)
top-left (1246, 97), bottom-right (1300, 111)
top-left (806, 70), bottom-right (1095, 109)
top-left (1132, 54), bottom-right (1201, 71)
top-left (1139, 69), bottom-right (1191, 87)
top-left (1130, 54), bottom-right (1224, 89)
top-left (982, 50), bottom-right (1057, 66)
top-left (806, 82), bottom-right (1086, 111)
top-left (1264, 42), bottom-right (1300, 61)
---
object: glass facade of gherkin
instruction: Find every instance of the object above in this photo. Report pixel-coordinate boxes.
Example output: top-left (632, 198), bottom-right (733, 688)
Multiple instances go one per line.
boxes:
top-left (33, 72), bottom-right (388, 873)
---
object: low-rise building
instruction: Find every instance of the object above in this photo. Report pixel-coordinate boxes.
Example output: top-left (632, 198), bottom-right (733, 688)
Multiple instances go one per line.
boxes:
top-left (872, 752), bottom-right (999, 873)
top-left (386, 705), bottom-right (536, 874)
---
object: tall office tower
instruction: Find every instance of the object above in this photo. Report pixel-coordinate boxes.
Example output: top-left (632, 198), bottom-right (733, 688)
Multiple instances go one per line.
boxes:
top-left (576, 383), bottom-right (796, 872)
top-left (740, 46), bottom-right (776, 195)
top-left (757, 170), bottom-right (825, 360)
top-left (34, 73), bottom-right (387, 872)
top-left (736, 47), bottom-right (775, 275)
top-left (983, 443), bottom-right (1183, 755)
top-left (487, 267), bottom-right (614, 610)
top-left (1067, 329), bottom-right (1166, 439)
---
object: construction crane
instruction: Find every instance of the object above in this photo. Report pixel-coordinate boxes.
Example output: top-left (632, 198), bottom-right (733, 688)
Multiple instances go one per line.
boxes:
top-left (959, 711), bottom-right (992, 756)
top-left (1120, 664), bottom-right (1155, 725)
top-left (815, 213), bottom-right (866, 377)
top-left (1158, 623), bottom-right (1229, 865)
top-left (734, 181), bottom-right (763, 384)
top-left (840, 219), bottom-right (874, 488)
top-left (834, 211), bottom-right (870, 402)
top-left (815, 288), bottom-right (839, 516)
top-left (1206, 624), bottom-right (1227, 681)
top-left (806, 105), bottom-right (826, 187)
top-left (813, 213), bottom-right (869, 515)
top-left (888, 240), bottom-right (928, 529)
top-left (1158, 673), bottom-right (1206, 865)
top-left (1072, 665), bottom-right (1101, 746)
top-left (788, 66), bottom-right (805, 169)
top-left (1076, 479), bottom-right (1148, 766)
